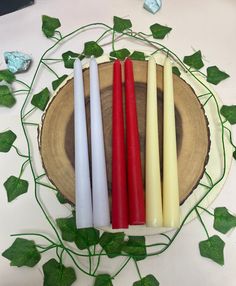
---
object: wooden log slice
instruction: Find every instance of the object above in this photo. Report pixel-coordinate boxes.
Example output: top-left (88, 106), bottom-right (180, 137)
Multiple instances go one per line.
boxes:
top-left (39, 60), bottom-right (210, 208)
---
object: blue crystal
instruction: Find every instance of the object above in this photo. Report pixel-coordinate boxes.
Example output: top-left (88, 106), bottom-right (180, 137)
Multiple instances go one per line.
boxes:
top-left (143, 0), bottom-right (162, 14)
top-left (4, 51), bottom-right (32, 73)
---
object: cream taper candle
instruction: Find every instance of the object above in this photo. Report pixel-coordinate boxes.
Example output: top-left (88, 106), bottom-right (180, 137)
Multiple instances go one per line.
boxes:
top-left (146, 56), bottom-right (163, 227)
top-left (90, 57), bottom-right (110, 227)
top-left (163, 57), bottom-right (180, 228)
top-left (74, 59), bottom-right (93, 228)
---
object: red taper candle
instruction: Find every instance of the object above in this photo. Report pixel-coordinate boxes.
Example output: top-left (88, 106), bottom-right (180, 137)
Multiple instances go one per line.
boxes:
top-left (125, 58), bottom-right (145, 225)
top-left (112, 60), bottom-right (128, 229)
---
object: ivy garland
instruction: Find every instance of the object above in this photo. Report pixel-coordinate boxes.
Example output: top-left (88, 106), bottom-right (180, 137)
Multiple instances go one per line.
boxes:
top-left (1, 15), bottom-right (236, 286)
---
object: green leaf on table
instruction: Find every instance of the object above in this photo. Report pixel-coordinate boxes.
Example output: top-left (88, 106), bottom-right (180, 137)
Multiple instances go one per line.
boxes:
top-left (83, 41), bottom-right (103, 58)
top-left (56, 216), bottom-right (100, 249)
top-left (233, 150), bottom-right (236, 160)
top-left (0, 130), bottom-right (16, 152)
top-left (199, 235), bottom-right (225, 265)
top-left (206, 66), bottom-right (229, 85)
top-left (172, 66), bottom-right (181, 77)
top-left (113, 16), bottom-right (132, 33)
top-left (213, 207), bottom-right (236, 234)
top-left (56, 191), bottom-right (69, 204)
top-left (62, 50), bottom-right (83, 69)
top-left (43, 259), bottom-right (76, 286)
top-left (133, 274), bottom-right (159, 286)
top-left (31, 87), bottom-right (50, 111)
top-left (52, 74), bottom-right (68, 90)
top-left (56, 216), bottom-right (77, 242)
top-left (220, 105), bottom-right (236, 124)
top-left (99, 232), bottom-right (125, 258)
top-left (183, 50), bottom-right (204, 70)
top-left (150, 23), bottom-right (172, 39)
top-left (122, 236), bottom-right (147, 261)
top-left (75, 227), bottom-right (100, 250)
top-left (2, 238), bottom-right (40, 267)
top-left (0, 69), bottom-right (15, 83)
top-left (0, 85), bottom-right (16, 107)
top-left (130, 51), bottom-right (146, 61)
top-left (110, 49), bottom-right (130, 61)
top-left (4, 176), bottom-right (29, 202)
top-left (42, 15), bottom-right (61, 38)
top-left (94, 274), bottom-right (113, 286)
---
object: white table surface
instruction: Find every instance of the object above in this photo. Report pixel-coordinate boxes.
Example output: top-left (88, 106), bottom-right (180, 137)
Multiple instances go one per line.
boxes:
top-left (0, 0), bottom-right (236, 285)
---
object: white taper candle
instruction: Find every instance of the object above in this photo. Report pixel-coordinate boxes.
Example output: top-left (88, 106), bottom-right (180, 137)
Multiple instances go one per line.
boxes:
top-left (146, 56), bottom-right (163, 227)
top-left (163, 57), bottom-right (180, 228)
top-left (74, 59), bottom-right (93, 228)
top-left (90, 57), bottom-right (110, 227)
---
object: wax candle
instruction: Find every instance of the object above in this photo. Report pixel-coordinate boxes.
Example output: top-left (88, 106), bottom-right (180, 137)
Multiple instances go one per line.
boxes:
top-left (112, 60), bottom-right (128, 229)
top-left (146, 57), bottom-right (163, 227)
top-left (73, 59), bottom-right (93, 228)
top-left (125, 58), bottom-right (145, 225)
top-left (163, 57), bottom-right (180, 228)
top-left (90, 57), bottom-right (110, 227)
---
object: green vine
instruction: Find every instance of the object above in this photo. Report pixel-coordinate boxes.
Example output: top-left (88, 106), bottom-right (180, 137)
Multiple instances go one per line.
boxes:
top-left (1, 15), bottom-right (236, 286)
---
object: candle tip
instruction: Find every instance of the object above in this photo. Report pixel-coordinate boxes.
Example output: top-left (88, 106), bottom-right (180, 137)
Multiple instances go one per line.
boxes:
top-left (74, 58), bottom-right (81, 68)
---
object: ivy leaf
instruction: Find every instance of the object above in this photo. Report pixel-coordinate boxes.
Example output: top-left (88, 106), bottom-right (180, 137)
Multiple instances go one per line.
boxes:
top-left (113, 16), bottom-right (132, 33)
top-left (94, 274), bottom-right (113, 286)
top-left (183, 50), bottom-right (204, 70)
top-left (0, 85), bottom-right (16, 107)
top-left (133, 274), bottom-right (159, 286)
top-left (56, 216), bottom-right (77, 242)
top-left (75, 228), bottom-right (100, 250)
top-left (56, 216), bottom-right (100, 249)
top-left (2, 238), bottom-right (40, 267)
top-left (43, 259), bottom-right (76, 286)
top-left (0, 130), bottom-right (17, 152)
top-left (172, 66), bottom-right (181, 77)
top-left (233, 150), bottom-right (236, 160)
top-left (213, 207), bottom-right (236, 234)
top-left (4, 176), bottom-right (29, 202)
top-left (56, 191), bottom-right (69, 204)
top-left (42, 15), bottom-right (61, 38)
top-left (110, 49), bottom-right (130, 61)
top-left (52, 74), bottom-right (68, 90)
top-left (220, 105), bottom-right (236, 124)
top-left (122, 236), bottom-right (147, 261)
top-left (31, 87), bottom-right (50, 111)
top-left (83, 41), bottom-right (103, 58)
top-left (150, 23), bottom-right (172, 39)
top-left (0, 69), bottom-right (16, 83)
top-left (206, 66), bottom-right (229, 85)
top-left (62, 51), bottom-right (82, 69)
top-left (130, 51), bottom-right (146, 61)
top-left (99, 232), bottom-right (125, 258)
top-left (199, 235), bottom-right (225, 265)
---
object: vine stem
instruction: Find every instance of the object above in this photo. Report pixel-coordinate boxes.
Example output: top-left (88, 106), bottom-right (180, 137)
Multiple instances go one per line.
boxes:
top-left (11, 232), bottom-right (57, 245)
top-left (195, 207), bottom-right (210, 239)
top-left (36, 181), bottom-right (58, 191)
top-left (134, 260), bottom-right (142, 280)
top-left (19, 159), bottom-right (30, 178)
top-left (15, 79), bottom-right (30, 89)
top-left (22, 107), bottom-right (36, 119)
top-left (112, 257), bottom-right (132, 279)
top-left (224, 125), bottom-right (236, 149)
top-left (92, 249), bottom-right (103, 275)
top-left (197, 206), bottom-right (214, 216)
top-left (42, 61), bottom-right (60, 78)
top-left (12, 145), bottom-right (29, 158)
top-left (14, 89), bottom-right (29, 94)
